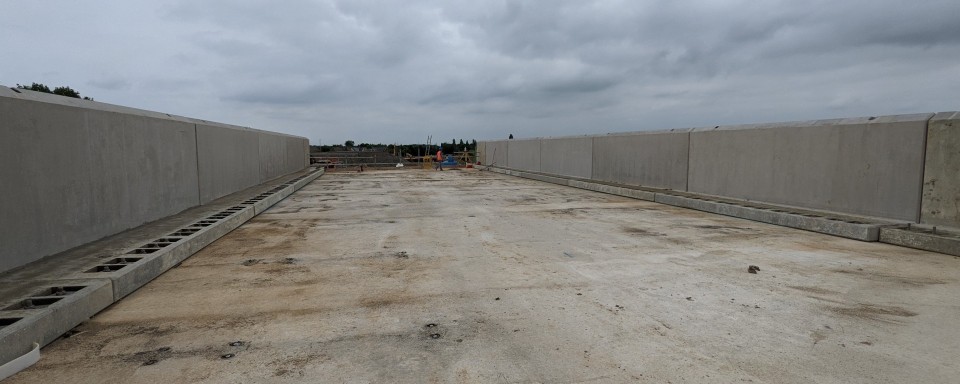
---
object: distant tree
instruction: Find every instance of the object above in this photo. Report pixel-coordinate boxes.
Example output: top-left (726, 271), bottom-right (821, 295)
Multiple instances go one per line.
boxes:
top-left (17, 83), bottom-right (51, 93)
top-left (509, 134), bottom-right (514, 139)
top-left (53, 86), bottom-right (81, 98)
top-left (458, 139), bottom-right (464, 147)
top-left (344, 140), bottom-right (355, 148)
top-left (17, 82), bottom-right (93, 100)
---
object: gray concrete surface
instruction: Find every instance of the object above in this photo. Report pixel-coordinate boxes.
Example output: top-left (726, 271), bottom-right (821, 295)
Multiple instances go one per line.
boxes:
top-left (540, 137), bottom-right (594, 179)
top-left (687, 114), bottom-right (931, 221)
top-left (593, 130), bottom-right (691, 190)
top-left (0, 87), bottom-right (310, 274)
top-left (505, 139), bottom-right (541, 172)
top-left (920, 112), bottom-right (960, 229)
top-left (8, 169), bottom-right (960, 383)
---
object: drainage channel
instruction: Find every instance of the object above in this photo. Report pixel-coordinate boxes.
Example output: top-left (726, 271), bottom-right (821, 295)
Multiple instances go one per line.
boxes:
top-left (83, 206), bottom-right (249, 275)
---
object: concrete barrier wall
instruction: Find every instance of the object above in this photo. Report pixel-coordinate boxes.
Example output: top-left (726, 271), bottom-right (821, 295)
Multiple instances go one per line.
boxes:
top-left (476, 142), bottom-right (486, 165)
top-left (480, 112), bottom-right (950, 225)
top-left (506, 139), bottom-right (541, 172)
top-left (920, 112), bottom-right (960, 228)
top-left (0, 87), bottom-right (310, 273)
top-left (688, 114), bottom-right (930, 221)
top-left (593, 130), bottom-right (690, 190)
top-left (196, 124), bottom-right (260, 204)
top-left (485, 141), bottom-right (509, 167)
top-left (541, 137), bottom-right (593, 179)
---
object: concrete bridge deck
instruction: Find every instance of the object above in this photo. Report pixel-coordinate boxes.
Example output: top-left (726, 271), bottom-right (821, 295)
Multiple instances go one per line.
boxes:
top-left (7, 169), bottom-right (960, 383)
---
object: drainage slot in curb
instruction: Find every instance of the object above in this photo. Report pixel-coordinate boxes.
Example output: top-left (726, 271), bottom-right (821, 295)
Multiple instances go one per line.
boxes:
top-left (86, 264), bottom-right (128, 273)
top-left (140, 243), bottom-right (170, 249)
top-left (154, 237), bottom-right (181, 243)
top-left (37, 286), bottom-right (85, 297)
top-left (170, 229), bottom-right (200, 236)
top-left (126, 248), bottom-right (159, 255)
top-left (4, 297), bottom-right (64, 310)
top-left (104, 257), bottom-right (143, 264)
top-left (0, 318), bottom-right (24, 330)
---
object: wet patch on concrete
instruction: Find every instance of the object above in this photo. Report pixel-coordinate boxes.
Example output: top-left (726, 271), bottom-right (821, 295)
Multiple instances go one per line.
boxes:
top-left (828, 304), bottom-right (918, 324)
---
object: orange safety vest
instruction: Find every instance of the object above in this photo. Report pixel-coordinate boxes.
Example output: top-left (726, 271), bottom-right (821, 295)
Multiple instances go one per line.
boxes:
top-left (436, 151), bottom-right (443, 161)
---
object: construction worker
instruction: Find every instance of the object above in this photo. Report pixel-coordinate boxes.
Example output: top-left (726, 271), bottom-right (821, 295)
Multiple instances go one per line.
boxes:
top-left (434, 149), bottom-right (443, 171)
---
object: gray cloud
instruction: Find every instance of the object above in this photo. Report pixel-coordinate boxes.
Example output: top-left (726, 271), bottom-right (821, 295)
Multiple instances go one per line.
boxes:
top-left (2, 0), bottom-right (958, 144)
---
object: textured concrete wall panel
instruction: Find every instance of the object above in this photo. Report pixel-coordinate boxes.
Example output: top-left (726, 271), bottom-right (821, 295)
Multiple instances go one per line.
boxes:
top-left (484, 141), bottom-right (509, 167)
top-left (0, 94), bottom-right (199, 273)
top-left (541, 137), bottom-right (593, 179)
top-left (592, 130), bottom-right (690, 190)
top-left (0, 88), bottom-right (308, 273)
top-left (196, 124), bottom-right (260, 204)
top-left (688, 114), bottom-right (931, 221)
top-left (920, 112), bottom-right (960, 228)
top-left (258, 132), bottom-right (287, 182)
top-left (506, 139), bottom-right (541, 172)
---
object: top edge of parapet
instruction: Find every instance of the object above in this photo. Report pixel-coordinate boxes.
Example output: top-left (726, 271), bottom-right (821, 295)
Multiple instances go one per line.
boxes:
top-left (931, 111), bottom-right (960, 121)
top-left (688, 112), bottom-right (937, 133)
top-left (477, 112), bottom-right (944, 143)
top-left (1, 84), bottom-right (308, 141)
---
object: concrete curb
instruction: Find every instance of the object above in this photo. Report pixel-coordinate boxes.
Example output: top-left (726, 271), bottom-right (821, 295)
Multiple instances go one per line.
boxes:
top-left (0, 167), bottom-right (324, 366)
top-left (487, 166), bottom-right (898, 242)
top-left (654, 194), bottom-right (883, 241)
top-left (879, 227), bottom-right (960, 257)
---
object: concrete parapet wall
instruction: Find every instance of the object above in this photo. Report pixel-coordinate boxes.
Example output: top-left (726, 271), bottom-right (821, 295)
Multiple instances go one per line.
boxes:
top-left (481, 111), bottom-right (952, 227)
top-left (688, 114), bottom-right (931, 221)
top-left (484, 141), bottom-right (509, 167)
top-left (0, 87), bottom-right (309, 273)
top-left (920, 112), bottom-right (960, 228)
top-left (196, 123), bottom-right (260, 204)
top-left (593, 130), bottom-right (690, 190)
top-left (506, 139), bottom-right (541, 172)
top-left (541, 137), bottom-right (593, 179)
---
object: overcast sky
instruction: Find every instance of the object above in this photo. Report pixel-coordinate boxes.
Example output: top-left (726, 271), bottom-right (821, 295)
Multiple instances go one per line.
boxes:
top-left (2, 1), bottom-right (958, 144)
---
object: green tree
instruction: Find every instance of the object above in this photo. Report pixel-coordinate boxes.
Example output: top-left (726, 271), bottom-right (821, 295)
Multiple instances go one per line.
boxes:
top-left (52, 86), bottom-right (81, 98)
top-left (344, 140), bottom-right (355, 148)
top-left (17, 82), bottom-right (92, 100)
top-left (17, 82), bottom-right (51, 93)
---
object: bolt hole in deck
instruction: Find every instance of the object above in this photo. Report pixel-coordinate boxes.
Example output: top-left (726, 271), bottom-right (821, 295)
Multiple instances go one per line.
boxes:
top-left (4, 297), bottom-right (64, 311)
